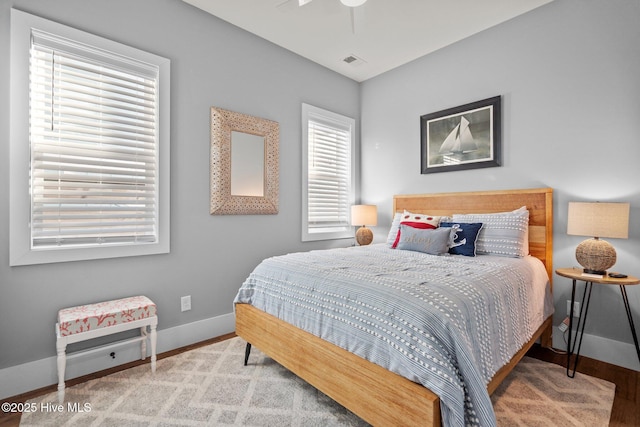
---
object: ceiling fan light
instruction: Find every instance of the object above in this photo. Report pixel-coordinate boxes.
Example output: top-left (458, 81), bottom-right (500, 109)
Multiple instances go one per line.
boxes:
top-left (340, 0), bottom-right (367, 7)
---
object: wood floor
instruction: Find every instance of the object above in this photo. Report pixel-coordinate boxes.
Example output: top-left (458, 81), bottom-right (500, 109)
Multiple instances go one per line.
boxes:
top-left (1, 337), bottom-right (638, 427)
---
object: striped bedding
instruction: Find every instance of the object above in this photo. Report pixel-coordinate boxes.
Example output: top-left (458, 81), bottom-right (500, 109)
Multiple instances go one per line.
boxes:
top-left (234, 244), bottom-right (553, 427)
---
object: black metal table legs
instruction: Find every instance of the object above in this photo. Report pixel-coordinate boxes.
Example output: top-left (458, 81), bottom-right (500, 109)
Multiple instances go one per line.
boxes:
top-left (566, 280), bottom-right (640, 377)
top-left (619, 285), bottom-right (640, 364)
top-left (566, 279), bottom-right (593, 378)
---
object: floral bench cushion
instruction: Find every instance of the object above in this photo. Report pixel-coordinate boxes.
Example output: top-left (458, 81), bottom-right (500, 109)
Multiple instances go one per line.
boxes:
top-left (58, 296), bottom-right (157, 337)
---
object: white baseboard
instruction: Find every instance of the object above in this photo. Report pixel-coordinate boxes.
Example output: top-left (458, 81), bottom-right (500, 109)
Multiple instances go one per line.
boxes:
top-left (0, 312), bottom-right (235, 400)
top-left (3, 318), bottom-right (636, 400)
top-left (552, 326), bottom-right (640, 372)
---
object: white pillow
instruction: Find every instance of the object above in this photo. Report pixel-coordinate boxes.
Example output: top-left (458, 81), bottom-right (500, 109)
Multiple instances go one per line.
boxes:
top-left (386, 212), bottom-right (403, 246)
top-left (451, 206), bottom-right (529, 258)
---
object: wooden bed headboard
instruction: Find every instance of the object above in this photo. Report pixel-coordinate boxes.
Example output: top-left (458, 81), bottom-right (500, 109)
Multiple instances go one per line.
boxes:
top-left (393, 188), bottom-right (553, 284)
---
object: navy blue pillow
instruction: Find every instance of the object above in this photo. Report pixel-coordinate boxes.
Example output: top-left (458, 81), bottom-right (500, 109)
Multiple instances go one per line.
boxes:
top-left (440, 222), bottom-right (483, 257)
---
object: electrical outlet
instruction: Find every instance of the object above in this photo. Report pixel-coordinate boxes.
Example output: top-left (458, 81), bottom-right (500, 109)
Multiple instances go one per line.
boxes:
top-left (558, 317), bottom-right (570, 332)
top-left (181, 295), bottom-right (191, 312)
top-left (566, 300), bottom-right (580, 317)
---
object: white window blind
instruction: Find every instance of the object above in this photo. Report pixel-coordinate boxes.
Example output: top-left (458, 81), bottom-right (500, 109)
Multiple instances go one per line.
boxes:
top-left (29, 30), bottom-right (159, 249)
top-left (302, 104), bottom-right (355, 241)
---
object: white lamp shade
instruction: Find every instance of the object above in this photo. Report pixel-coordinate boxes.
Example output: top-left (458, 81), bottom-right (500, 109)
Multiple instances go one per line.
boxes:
top-left (567, 202), bottom-right (629, 239)
top-left (351, 205), bottom-right (377, 226)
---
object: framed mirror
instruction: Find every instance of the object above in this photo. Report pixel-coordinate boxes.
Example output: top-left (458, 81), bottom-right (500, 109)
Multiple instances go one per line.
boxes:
top-left (210, 107), bottom-right (279, 215)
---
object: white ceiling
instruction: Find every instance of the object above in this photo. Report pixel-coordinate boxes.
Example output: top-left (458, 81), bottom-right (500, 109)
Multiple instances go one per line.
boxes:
top-left (183, 0), bottom-right (553, 82)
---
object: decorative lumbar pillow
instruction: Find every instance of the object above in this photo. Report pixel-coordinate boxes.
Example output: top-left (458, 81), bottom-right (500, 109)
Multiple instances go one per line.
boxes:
top-left (400, 210), bottom-right (441, 228)
top-left (391, 210), bottom-right (441, 248)
top-left (451, 207), bottom-right (529, 258)
top-left (440, 222), bottom-right (483, 257)
top-left (396, 225), bottom-right (452, 255)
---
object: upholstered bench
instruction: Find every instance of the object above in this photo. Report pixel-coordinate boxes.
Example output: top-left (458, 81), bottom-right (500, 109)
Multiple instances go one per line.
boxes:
top-left (55, 295), bottom-right (157, 403)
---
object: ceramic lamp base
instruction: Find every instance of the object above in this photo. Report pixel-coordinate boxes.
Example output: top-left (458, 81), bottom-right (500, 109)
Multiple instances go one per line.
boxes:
top-left (355, 226), bottom-right (373, 246)
top-left (575, 237), bottom-right (616, 275)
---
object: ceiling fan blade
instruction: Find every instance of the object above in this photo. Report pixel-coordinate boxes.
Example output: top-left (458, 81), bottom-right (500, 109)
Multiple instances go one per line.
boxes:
top-left (276, 0), bottom-right (312, 13)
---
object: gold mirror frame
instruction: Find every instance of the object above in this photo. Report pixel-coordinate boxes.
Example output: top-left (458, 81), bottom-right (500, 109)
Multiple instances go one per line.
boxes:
top-left (210, 107), bottom-right (279, 215)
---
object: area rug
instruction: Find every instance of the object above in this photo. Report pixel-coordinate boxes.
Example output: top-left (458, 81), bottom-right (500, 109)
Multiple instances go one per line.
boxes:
top-left (21, 337), bottom-right (615, 426)
top-left (492, 357), bottom-right (615, 426)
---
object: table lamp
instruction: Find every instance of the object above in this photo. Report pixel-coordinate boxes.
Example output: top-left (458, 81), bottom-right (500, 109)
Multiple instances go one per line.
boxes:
top-left (567, 201), bottom-right (629, 275)
top-left (351, 204), bottom-right (377, 245)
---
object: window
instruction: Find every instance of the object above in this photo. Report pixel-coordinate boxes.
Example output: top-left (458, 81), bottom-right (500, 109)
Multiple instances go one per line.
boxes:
top-left (10, 10), bottom-right (170, 265)
top-left (301, 103), bottom-right (355, 241)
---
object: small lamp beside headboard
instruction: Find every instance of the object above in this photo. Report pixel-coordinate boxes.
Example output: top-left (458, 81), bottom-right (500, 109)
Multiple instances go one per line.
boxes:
top-left (351, 204), bottom-right (377, 246)
top-left (567, 201), bottom-right (629, 275)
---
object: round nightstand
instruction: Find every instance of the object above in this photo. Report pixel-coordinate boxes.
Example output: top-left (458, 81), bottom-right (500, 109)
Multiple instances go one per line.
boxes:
top-left (555, 267), bottom-right (640, 377)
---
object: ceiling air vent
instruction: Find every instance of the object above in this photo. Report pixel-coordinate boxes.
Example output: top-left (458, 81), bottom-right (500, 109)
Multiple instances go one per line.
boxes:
top-left (342, 54), bottom-right (366, 66)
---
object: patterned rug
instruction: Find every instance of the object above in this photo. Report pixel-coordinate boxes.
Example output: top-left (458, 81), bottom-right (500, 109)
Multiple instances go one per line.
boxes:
top-left (492, 357), bottom-right (615, 426)
top-left (21, 337), bottom-right (615, 426)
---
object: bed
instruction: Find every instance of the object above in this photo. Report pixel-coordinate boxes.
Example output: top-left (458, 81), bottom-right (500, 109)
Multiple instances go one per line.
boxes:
top-left (234, 188), bottom-right (553, 426)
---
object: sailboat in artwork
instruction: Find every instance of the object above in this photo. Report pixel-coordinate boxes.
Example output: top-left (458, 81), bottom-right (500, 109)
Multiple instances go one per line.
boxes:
top-left (439, 116), bottom-right (478, 155)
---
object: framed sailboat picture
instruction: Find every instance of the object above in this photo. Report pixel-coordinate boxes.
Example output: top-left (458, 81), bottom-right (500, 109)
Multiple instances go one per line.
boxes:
top-left (420, 96), bottom-right (501, 174)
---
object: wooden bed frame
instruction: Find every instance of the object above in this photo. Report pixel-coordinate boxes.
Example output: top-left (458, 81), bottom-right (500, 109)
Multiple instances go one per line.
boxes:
top-left (236, 188), bottom-right (553, 426)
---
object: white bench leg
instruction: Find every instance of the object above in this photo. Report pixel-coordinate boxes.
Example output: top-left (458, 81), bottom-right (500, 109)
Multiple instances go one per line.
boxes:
top-left (140, 326), bottom-right (147, 361)
top-left (150, 323), bottom-right (157, 373)
top-left (56, 338), bottom-right (67, 403)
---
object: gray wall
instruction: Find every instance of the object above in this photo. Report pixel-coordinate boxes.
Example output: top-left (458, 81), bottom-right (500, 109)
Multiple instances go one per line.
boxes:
top-left (0, 0), bottom-right (359, 370)
top-left (1, 0), bottom-right (639, 386)
top-left (360, 0), bottom-right (640, 364)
